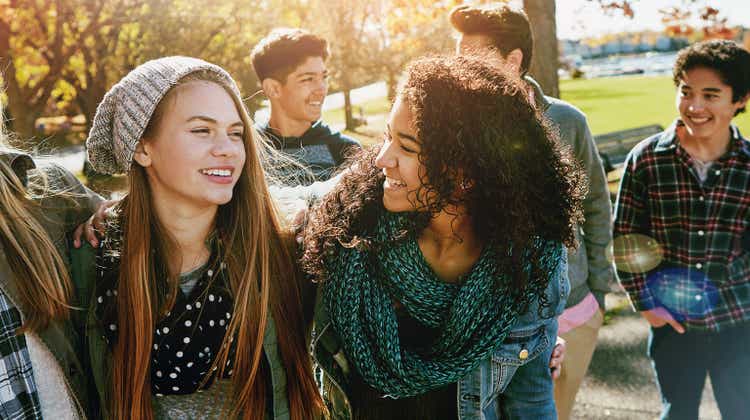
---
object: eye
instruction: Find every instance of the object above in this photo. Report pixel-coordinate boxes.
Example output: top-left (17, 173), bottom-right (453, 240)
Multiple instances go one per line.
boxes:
top-left (229, 130), bottom-right (244, 140)
top-left (191, 128), bottom-right (211, 135)
top-left (400, 144), bottom-right (417, 154)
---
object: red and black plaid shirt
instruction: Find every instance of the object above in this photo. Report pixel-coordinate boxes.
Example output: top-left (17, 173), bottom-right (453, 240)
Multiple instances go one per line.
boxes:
top-left (614, 121), bottom-right (750, 331)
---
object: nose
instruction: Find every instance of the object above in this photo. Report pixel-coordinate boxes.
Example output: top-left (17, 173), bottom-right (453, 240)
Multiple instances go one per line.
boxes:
top-left (687, 97), bottom-right (706, 113)
top-left (212, 131), bottom-right (241, 158)
top-left (315, 78), bottom-right (328, 96)
top-left (375, 139), bottom-right (397, 169)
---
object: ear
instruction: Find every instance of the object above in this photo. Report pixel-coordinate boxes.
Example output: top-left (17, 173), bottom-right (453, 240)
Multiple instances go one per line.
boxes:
top-left (505, 48), bottom-right (524, 75)
top-left (261, 78), bottom-right (282, 99)
top-left (132, 141), bottom-right (152, 167)
top-left (736, 92), bottom-right (750, 110)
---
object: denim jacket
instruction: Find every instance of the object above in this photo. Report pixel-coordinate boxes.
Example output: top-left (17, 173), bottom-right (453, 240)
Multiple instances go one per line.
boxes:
top-left (312, 247), bottom-right (569, 420)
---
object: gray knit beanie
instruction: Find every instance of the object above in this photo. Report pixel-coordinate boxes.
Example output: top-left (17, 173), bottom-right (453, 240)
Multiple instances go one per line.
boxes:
top-left (86, 56), bottom-right (242, 175)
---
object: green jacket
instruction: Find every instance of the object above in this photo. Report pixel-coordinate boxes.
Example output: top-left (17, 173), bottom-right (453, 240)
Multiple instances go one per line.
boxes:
top-left (70, 243), bottom-right (293, 419)
top-left (0, 152), bottom-right (102, 418)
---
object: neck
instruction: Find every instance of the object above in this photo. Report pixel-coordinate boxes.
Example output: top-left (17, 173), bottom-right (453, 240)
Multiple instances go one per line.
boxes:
top-left (421, 207), bottom-right (479, 254)
top-left (151, 198), bottom-right (216, 274)
top-left (678, 124), bottom-right (732, 162)
top-left (267, 104), bottom-right (313, 138)
top-left (417, 207), bottom-right (483, 283)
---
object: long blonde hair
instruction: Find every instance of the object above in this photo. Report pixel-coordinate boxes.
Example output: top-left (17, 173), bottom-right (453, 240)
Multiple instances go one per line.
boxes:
top-left (0, 106), bottom-right (73, 332)
top-left (108, 71), bottom-right (322, 419)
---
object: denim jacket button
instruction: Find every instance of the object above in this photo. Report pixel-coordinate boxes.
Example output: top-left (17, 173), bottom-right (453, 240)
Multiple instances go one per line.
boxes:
top-left (518, 349), bottom-right (529, 360)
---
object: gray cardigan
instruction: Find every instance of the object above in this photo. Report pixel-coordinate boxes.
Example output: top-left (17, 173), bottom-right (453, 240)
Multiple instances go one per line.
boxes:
top-left (526, 77), bottom-right (614, 309)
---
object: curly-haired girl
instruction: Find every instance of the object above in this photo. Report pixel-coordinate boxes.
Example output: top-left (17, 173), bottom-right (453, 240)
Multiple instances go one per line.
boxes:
top-left (302, 55), bottom-right (586, 419)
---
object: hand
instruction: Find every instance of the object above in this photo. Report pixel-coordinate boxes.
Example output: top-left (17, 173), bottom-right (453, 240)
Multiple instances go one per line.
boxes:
top-left (641, 307), bottom-right (685, 334)
top-left (72, 199), bottom-right (118, 248)
top-left (292, 206), bottom-right (308, 245)
top-left (550, 336), bottom-right (565, 380)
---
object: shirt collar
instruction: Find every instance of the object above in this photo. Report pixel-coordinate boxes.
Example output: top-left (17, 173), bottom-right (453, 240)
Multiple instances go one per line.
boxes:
top-left (523, 76), bottom-right (551, 113)
top-left (654, 119), bottom-right (750, 158)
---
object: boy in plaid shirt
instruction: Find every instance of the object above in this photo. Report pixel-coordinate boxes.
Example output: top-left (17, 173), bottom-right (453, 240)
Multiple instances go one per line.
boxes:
top-left (614, 40), bottom-right (750, 419)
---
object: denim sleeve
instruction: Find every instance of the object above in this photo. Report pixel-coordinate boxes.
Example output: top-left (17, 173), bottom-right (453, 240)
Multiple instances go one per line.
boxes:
top-left (497, 319), bottom-right (558, 420)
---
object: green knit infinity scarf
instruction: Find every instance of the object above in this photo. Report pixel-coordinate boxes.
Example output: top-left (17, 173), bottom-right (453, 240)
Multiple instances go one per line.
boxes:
top-left (323, 211), bottom-right (563, 398)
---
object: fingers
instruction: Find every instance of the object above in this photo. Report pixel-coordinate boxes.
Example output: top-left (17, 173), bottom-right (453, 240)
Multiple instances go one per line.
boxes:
top-left (551, 366), bottom-right (561, 380)
top-left (666, 316), bottom-right (685, 334)
top-left (549, 343), bottom-right (564, 368)
top-left (84, 215), bottom-right (99, 248)
top-left (72, 223), bottom-right (84, 249)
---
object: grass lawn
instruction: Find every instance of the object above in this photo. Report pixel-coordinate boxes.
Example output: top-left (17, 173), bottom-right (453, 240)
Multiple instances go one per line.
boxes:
top-left (329, 75), bottom-right (750, 145)
top-left (560, 75), bottom-right (750, 136)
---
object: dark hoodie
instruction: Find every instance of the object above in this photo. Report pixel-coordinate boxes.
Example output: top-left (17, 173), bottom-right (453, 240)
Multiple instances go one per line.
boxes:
top-left (256, 120), bottom-right (361, 185)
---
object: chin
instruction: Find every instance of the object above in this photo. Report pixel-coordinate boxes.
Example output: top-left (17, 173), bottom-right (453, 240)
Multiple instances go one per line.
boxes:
top-left (207, 192), bottom-right (235, 206)
top-left (381, 195), bottom-right (411, 213)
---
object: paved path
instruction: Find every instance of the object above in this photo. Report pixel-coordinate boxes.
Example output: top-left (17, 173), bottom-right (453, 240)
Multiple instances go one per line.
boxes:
top-left (571, 294), bottom-right (721, 419)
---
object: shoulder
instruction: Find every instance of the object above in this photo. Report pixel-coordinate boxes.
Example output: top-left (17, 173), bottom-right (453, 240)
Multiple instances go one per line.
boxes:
top-left (328, 130), bottom-right (361, 148)
top-left (626, 131), bottom-right (669, 167)
top-left (545, 96), bottom-right (587, 126)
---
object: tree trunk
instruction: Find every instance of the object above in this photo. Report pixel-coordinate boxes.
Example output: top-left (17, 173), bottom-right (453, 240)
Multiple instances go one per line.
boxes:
top-left (3, 103), bottom-right (41, 145)
top-left (523, 0), bottom-right (560, 98)
top-left (343, 89), bottom-right (355, 131)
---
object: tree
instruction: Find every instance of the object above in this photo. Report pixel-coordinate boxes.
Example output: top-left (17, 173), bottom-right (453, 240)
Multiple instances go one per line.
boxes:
top-left (524, 0), bottom-right (559, 98)
top-left (1, 0), bottom-right (275, 141)
top-left (0, 0), bottom-right (131, 139)
top-left (369, 0), bottom-right (459, 101)
top-left (297, 0), bottom-right (379, 131)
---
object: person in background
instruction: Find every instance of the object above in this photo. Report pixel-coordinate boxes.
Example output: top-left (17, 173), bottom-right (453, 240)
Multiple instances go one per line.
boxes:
top-left (0, 102), bottom-right (101, 419)
top-left (250, 28), bottom-right (361, 185)
top-left (450, 5), bottom-right (614, 419)
top-left (614, 40), bottom-right (750, 419)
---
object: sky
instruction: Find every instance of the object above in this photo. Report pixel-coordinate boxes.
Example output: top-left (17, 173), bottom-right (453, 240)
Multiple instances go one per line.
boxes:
top-left (556, 0), bottom-right (750, 40)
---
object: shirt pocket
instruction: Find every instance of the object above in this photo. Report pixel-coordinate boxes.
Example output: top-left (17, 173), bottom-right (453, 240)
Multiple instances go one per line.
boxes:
top-left (490, 324), bottom-right (549, 396)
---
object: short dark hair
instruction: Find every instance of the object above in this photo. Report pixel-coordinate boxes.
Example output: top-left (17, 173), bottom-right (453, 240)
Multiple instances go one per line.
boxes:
top-left (449, 4), bottom-right (533, 76)
top-left (673, 40), bottom-right (750, 115)
top-left (250, 28), bottom-right (329, 83)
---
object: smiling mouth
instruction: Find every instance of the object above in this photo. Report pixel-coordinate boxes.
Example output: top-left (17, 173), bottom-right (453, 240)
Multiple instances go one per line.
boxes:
top-left (200, 168), bottom-right (233, 177)
top-left (687, 116), bottom-right (711, 124)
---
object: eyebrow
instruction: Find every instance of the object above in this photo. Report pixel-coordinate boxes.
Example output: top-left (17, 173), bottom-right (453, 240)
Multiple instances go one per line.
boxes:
top-left (386, 124), bottom-right (418, 143)
top-left (680, 86), bottom-right (723, 93)
top-left (187, 116), bottom-right (244, 128)
top-left (296, 70), bottom-right (328, 78)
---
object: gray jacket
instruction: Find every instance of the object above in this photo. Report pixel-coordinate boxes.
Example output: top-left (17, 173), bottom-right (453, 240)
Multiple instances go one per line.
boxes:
top-left (526, 77), bottom-right (614, 309)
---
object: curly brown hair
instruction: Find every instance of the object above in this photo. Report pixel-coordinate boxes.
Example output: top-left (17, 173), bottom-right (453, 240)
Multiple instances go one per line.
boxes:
top-left (302, 55), bottom-right (585, 305)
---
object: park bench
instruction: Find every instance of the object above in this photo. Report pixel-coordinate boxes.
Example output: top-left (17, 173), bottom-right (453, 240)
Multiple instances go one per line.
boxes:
top-left (594, 124), bottom-right (664, 173)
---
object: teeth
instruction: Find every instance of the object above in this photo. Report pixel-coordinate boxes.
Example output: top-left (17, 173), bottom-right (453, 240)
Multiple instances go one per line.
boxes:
top-left (690, 117), bottom-right (710, 124)
top-left (201, 169), bottom-right (231, 177)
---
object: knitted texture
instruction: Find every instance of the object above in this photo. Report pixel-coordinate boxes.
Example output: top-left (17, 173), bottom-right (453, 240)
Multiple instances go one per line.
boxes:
top-left (86, 56), bottom-right (241, 175)
top-left (323, 211), bottom-right (564, 398)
